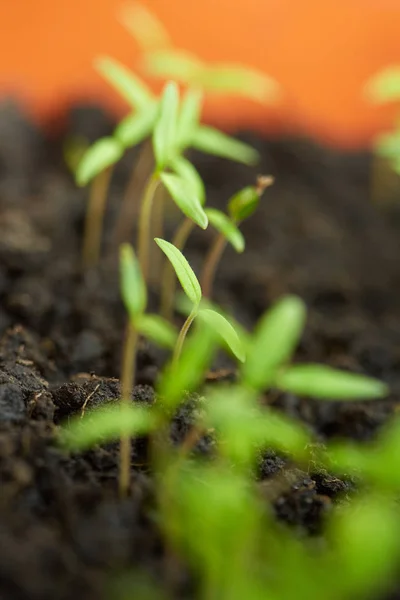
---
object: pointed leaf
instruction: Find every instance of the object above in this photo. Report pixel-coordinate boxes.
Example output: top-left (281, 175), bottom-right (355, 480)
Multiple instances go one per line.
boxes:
top-left (170, 156), bottom-right (206, 206)
top-left (115, 106), bottom-right (157, 148)
top-left (120, 243), bottom-right (147, 320)
top-left (136, 314), bottom-right (177, 349)
top-left (118, 2), bottom-right (171, 51)
top-left (153, 81), bottom-right (180, 170)
top-left (205, 208), bottom-right (245, 252)
top-left (241, 296), bottom-right (306, 390)
top-left (76, 137), bottom-right (123, 186)
top-left (275, 364), bottom-right (388, 400)
top-left (160, 172), bottom-right (208, 229)
top-left (176, 88), bottom-right (203, 150)
top-left (95, 56), bottom-right (153, 109)
top-left (365, 67), bottom-right (400, 103)
top-left (191, 125), bottom-right (259, 165)
top-left (60, 403), bottom-right (155, 451)
top-left (154, 238), bottom-right (201, 306)
top-left (198, 308), bottom-right (245, 362)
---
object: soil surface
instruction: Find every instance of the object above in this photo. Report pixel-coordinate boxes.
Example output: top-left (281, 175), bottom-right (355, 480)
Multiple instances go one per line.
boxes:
top-left (0, 101), bottom-right (400, 599)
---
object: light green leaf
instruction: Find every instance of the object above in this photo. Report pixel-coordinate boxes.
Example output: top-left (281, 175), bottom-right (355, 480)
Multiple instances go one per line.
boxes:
top-left (143, 49), bottom-right (203, 84)
top-left (159, 325), bottom-right (217, 409)
top-left (205, 208), bottom-right (245, 252)
top-left (153, 81), bottom-right (180, 170)
top-left (176, 88), bottom-right (203, 150)
top-left (191, 125), bottom-right (259, 165)
top-left (155, 238), bottom-right (202, 306)
top-left (160, 172), bottom-right (208, 229)
top-left (76, 137), bottom-right (123, 186)
top-left (374, 131), bottom-right (400, 159)
top-left (114, 106), bottom-right (157, 149)
top-left (60, 403), bottom-right (155, 451)
top-left (365, 67), bottom-right (400, 103)
top-left (241, 296), bottom-right (306, 390)
top-left (275, 364), bottom-right (388, 400)
top-left (170, 156), bottom-right (206, 206)
top-left (136, 313), bottom-right (177, 349)
top-left (118, 2), bottom-right (171, 51)
top-left (202, 64), bottom-right (279, 103)
top-left (198, 308), bottom-right (245, 362)
top-left (95, 56), bottom-right (154, 109)
top-left (120, 243), bottom-right (147, 320)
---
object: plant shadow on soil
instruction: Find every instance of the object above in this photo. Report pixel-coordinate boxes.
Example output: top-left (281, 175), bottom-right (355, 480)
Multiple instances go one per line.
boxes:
top-left (0, 101), bottom-right (400, 599)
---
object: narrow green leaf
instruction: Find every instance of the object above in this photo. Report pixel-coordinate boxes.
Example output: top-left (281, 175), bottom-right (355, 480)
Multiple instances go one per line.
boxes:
top-left (155, 238), bottom-right (202, 306)
top-left (153, 81), bottom-right (180, 170)
top-left (143, 49), bottom-right (203, 84)
top-left (198, 308), bottom-right (245, 362)
top-left (205, 208), bottom-right (245, 252)
top-left (118, 2), bottom-right (171, 51)
top-left (241, 296), bottom-right (306, 390)
top-left (60, 404), bottom-right (154, 451)
top-left (202, 64), bottom-right (279, 103)
top-left (95, 56), bottom-right (153, 109)
top-left (228, 176), bottom-right (274, 222)
top-left (191, 125), bottom-right (259, 165)
top-left (365, 67), bottom-right (400, 103)
top-left (76, 137), bottom-right (123, 186)
top-left (120, 243), bottom-right (147, 320)
top-left (275, 364), bottom-right (388, 400)
top-left (115, 106), bottom-right (157, 149)
top-left (136, 313), bottom-right (177, 349)
top-left (176, 88), bottom-right (203, 150)
top-left (160, 172), bottom-right (208, 229)
top-left (159, 325), bottom-right (217, 409)
top-left (170, 156), bottom-right (206, 206)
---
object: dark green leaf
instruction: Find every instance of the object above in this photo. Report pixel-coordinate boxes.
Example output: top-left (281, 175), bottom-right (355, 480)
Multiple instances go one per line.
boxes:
top-left (228, 186), bottom-right (259, 222)
top-left (241, 296), bottom-right (306, 390)
top-left (205, 208), bottom-right (245, 252)
top-left (275, 364), bottom-right (388, 400)
top-left (95, 56), bottom-right (154, 109)
top-left (155, 238), bottom-right (202, 305)
top-left (191, 125), bottom-right (259, 165)
top-left (160, 172), bottom-right (208, 229)
top-left (120, 243), bottom-right (147, 320)
top-left (76, 137), bottom-right (123, 186)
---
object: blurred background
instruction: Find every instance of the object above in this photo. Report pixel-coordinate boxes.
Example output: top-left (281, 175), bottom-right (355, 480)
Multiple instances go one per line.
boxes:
top-left (1, 0), bottom-right (400, 147)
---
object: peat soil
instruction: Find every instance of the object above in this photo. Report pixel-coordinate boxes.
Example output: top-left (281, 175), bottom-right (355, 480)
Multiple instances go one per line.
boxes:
top-left (0, 102), bottom-right (400, 599)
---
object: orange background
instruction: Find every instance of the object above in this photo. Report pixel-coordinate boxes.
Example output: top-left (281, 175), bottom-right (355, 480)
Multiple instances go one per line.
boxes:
top-left (1, 0), bottom-right (400, 147)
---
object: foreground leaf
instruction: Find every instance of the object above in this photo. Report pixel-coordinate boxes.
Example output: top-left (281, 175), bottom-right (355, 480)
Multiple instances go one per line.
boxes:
top-left (160, 172), bottom-right (208, 229)
top-left (198, 308), bottom-right (246, 362)
top-left (76, 137), bottom-right (123, 186)
top-left (155, 238), bottom-right (202, 305)
top-left (191, 125), bottom-right (259, 165)
top-left (241, 296), bottom-right (306, 390)
top-left (275, 364), bottom-right (388, 400)
top-left (120, 243), bottom-right (147, 319)
top-left (60, 404), bottom-right (155, 451)
top-left (95, 56), bottom-right (153, 109)
top-left (205, 208), bottom-right (245, 252)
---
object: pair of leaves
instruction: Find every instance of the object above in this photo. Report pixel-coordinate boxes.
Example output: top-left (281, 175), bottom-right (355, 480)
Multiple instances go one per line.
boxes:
top-left (120, 244), bottom-right (177, 349)
top-left (242, 295), bottom-right (388, 401)
top-left (155, 239), bottom-right (246, 362)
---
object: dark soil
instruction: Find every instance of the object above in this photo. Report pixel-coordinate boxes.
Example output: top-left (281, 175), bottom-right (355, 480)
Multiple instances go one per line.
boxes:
top-left (0, 101), bottom-right (400, 599)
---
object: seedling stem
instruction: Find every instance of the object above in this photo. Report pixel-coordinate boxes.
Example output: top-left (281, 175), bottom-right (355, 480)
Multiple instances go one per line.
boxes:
top-left (138, 172), bottom-right (161, 281)
top-left (173, 307), bottom-right (198, 365)
top-left (82, 165), bottom-right (113, 269)
top-left (201, 233), bottom-right (227, 299)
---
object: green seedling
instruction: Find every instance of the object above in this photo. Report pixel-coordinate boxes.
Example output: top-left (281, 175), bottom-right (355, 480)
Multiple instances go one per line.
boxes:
top-left (201, 175), bottom-right (274, 298)
top-left (119, 243), bottom-right (177, 495)
top-left (155, 238), bottom-right (245, 365)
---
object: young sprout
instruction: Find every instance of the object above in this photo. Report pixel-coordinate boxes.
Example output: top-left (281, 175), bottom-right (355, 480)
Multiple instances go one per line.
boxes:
top-left (119, 243), bottom-right (177, 495)
top-left (155, 238), bottom-right (245, 365)
top-left (201, 175), bottom-right (274, 298)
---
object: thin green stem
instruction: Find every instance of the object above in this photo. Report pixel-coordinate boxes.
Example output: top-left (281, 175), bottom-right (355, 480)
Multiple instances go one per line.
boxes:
top-left (82, 165), bottom-right (113, 269)
top-left (160, 217), bottom-right (195, 320)
top-left (150, 183), bottom-right (167, 285)
top-left (119, 321), bottom-right (138, 497)
top-left (138, 172), bottom-right (161, 283)
top-left (200, 233), bottom-right (227, 299)
top-left (172, 307), bottom-right (198, 366)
